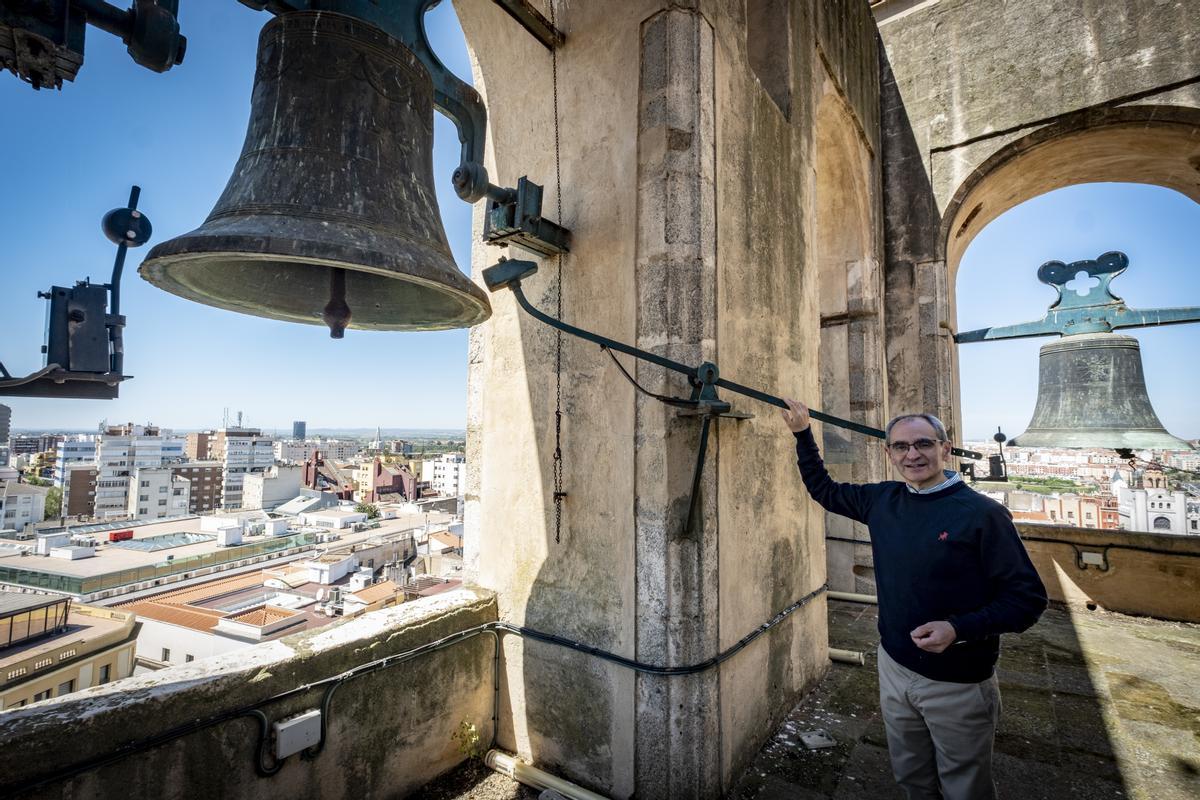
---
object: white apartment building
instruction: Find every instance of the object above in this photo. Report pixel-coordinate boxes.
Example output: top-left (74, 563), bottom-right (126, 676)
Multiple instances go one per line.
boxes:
top-left (422, 454), bottom-right (466, 497)
top-left (93, 425), bottom-right (187, 520)
top-left (273, 439), bottom-right (362, 462)
top-left (53, 437), bottom-right (97, 486)
top-left (1166, 451), bottom-right (1200, 472)
top-left (127, 467), bottom-right (191, 520)
top-left (1, 481), bottom-right (46, 533)
top-left (241, 464), bottom-right (303, 511)
top-left (213, 428), bottom-right (275, 511)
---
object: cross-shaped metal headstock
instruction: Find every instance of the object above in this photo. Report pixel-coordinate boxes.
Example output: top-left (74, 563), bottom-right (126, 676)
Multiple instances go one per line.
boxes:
top-left (955, 251), bottom-right (1200, 343)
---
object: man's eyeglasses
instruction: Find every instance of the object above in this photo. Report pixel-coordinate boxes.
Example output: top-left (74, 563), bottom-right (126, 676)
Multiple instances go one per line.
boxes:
top-left (886, 438), bottom-right (944, 455)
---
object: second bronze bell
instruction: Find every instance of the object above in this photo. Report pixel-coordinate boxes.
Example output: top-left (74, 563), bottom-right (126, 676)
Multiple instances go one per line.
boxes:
top-left (139, 11), bottom-right (491, 337)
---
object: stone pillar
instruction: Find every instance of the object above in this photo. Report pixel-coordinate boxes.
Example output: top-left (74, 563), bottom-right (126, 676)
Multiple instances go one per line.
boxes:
top-left (633, 8), bottom-right (720, 794)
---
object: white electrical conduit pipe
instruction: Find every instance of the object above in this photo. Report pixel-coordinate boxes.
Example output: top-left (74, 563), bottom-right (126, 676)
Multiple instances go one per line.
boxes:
top-left (827, 591), bottom-right (878, 604)
top-left (829, 647), bottom-right (866, 666)
top-left (486, 750), bottom-right (611, 800)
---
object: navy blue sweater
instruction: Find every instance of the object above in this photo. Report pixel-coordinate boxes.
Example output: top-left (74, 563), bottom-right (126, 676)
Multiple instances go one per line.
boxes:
top-left (794, 428), bottom-right (1047, 682)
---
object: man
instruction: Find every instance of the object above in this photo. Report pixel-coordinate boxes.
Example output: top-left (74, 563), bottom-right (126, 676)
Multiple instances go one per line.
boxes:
top-left (780, 400), bottom-right (1047, 800)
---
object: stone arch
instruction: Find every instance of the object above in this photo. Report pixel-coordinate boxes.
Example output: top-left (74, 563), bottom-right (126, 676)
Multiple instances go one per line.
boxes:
top-left (941, 105), bottom-right (1200, 282)
top-left (813, 82), bottom-right (885, 592)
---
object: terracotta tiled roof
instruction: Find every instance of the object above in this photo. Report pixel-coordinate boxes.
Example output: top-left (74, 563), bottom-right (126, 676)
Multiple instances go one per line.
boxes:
top-left (430, 532), bottom-right (462, 549)
top-left (119, 602), bottom-right (224, 632)
top-left (114, 571), bottom-right (265, 609)
top-left (114, 571), bottom-right (269, 632)
top-left (347, 580), bottom-right (399, 604)
top-left (228, 605), bottom-right (295, 625)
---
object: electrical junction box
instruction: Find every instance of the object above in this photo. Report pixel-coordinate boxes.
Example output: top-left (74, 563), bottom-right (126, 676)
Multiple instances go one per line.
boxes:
top-left (274, 709), bottom-right (322, 759)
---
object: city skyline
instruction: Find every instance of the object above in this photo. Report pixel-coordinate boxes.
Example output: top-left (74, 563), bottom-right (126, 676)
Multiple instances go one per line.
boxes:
top-left (1, 7), bottom-right (1197, 441)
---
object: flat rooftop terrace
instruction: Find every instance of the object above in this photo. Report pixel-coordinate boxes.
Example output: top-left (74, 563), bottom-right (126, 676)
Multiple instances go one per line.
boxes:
top-left (0, 511), bottom-right (451, 580)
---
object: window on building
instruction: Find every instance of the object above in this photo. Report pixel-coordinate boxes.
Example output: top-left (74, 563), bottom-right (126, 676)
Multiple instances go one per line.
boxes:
top-left (185, 654), bottom-right (195, 663)
top-left (56, 679), bottom-right (74, 696)
top-left (161, 648), bottom-right (171, 662)
top-left (140, 481), bottom-right (149, 488)
top-left (33, 690), bottom-right (51, 702)
top-left (1153, 516), bottom-right (1171, 530)
top-left (98, 664), bottom-right (111, 684)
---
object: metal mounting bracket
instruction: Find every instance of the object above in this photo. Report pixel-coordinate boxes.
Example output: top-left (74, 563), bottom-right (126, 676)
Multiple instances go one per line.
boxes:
top-left (0, 186), bottom-right (148, 400)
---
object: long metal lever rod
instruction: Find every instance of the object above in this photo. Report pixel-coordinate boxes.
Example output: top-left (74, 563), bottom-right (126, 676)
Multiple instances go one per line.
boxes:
top-left (485, 259), bottom-right (982, 460)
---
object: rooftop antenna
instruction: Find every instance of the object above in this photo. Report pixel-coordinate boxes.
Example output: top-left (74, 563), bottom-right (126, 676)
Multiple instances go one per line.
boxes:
top-left (222, 407), bottom-right (230, 429)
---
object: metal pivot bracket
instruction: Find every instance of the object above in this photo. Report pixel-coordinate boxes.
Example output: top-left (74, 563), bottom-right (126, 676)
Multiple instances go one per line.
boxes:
top-left (1, 0), bottom-right (186, 90)
top-left (482, 258), bottom-right (984, 534)
top-left (0, 185), bottom-right (150, 400)
top-left (483, 176), bottom-right (570, 256)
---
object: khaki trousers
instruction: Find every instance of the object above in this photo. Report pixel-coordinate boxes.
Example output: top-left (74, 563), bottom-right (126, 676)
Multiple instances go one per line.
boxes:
top-left (877, 645), bottom-right (1001, 800)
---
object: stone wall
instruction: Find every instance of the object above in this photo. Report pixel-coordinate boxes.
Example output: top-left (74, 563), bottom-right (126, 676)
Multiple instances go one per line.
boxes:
top-left (460, 0), bottom-right (882, 796)
top-left (0, 590), bottom-right (498, 800)
top-left (877, 0), bottom-right (1200, 436)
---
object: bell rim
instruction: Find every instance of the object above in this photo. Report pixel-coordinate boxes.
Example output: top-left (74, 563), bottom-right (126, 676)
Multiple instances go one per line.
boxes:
top-left (1009, 429), bottom-right (1196, 451)
top-left (139, 248), bottom-right (492, 332)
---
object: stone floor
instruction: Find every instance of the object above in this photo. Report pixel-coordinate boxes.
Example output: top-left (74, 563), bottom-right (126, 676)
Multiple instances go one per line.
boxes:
top-left (422, 599), bottom-right (1200, 799)
top-left (728, 600), bottom-right (1200, 800)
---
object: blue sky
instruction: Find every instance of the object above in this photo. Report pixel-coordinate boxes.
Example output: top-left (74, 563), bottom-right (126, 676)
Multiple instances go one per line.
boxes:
top-left (1, 6), bottom-right (1196, 441)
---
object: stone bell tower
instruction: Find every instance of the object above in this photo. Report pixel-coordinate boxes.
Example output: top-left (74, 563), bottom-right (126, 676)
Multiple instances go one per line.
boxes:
top-left (460, 1), bottom-right (886, 796)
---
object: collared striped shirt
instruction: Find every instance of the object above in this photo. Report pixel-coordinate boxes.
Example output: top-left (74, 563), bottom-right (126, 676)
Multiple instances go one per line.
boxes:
top-left (906, 470), bottom-right (963, 494)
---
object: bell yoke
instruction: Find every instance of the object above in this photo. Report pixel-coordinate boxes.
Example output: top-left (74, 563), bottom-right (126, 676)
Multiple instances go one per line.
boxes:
top-left (140, 2), bottom-right (567, 338)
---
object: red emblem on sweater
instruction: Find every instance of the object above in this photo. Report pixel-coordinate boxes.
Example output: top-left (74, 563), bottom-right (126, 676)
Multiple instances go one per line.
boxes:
top-left (938, 531), bottom-right (949, 541)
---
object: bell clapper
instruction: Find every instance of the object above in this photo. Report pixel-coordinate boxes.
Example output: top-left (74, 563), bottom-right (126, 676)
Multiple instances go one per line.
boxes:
top-left (323, 268), bottom-right (351, 339)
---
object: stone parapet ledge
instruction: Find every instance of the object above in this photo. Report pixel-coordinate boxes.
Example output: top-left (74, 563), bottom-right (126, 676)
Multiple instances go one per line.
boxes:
top-left (0, 587), bottom-right (499, 800)
top-left (1016, 523), bottom-right (1200, 623)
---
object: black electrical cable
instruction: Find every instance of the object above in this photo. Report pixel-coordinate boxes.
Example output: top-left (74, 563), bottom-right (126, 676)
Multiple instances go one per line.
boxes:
top-left (549, 0), bottom-right (566, 545)
top-left (601, 345), bottom-right (695, 407)
top-left (3, 585), bottom-right (827, 796)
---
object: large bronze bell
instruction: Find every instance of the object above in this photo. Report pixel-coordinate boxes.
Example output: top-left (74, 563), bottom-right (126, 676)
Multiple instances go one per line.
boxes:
top-left (139, 11), bottom-right (490, 337)
top-left (1009, 333), bottom-right (1191, 451)
top-left (957, 252), bottom-right (1198, 453)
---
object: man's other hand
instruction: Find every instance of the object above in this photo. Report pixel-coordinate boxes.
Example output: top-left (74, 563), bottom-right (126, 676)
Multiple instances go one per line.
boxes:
top-left (781, 398), bottom-right (811, 433)
top-left (910, 621), bottom-right (957, 653)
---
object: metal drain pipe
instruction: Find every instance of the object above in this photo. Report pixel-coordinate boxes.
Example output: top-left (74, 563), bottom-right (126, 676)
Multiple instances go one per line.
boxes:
top-left (485, 749), bottom-right (609, 800)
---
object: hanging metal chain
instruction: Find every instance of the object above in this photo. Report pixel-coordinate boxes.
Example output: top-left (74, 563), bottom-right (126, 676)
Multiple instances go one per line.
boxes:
top-left (550, 0), bottom-right (566, 544)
